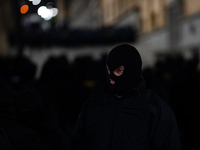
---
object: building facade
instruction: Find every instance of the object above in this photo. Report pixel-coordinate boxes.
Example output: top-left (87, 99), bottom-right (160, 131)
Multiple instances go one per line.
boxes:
top-left (0, 0), bottom-right (15, 57)
top-left (55, 0), bottom-right (200, 67)
top-left (66, 0), bottom-right (102, 30)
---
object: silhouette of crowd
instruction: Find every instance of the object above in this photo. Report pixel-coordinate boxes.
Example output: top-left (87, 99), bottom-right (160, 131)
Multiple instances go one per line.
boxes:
top-left (0, 49), bottom-right (200, 150)
top-left (0, 53), bottom-right (107, 150)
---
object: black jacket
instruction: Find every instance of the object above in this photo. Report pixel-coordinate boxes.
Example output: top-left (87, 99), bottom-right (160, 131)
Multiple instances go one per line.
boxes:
top-left (71, 78), bottom-right (181, 150)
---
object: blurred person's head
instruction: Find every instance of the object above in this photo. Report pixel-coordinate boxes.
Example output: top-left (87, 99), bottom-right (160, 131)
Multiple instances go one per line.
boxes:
top-left (106, 44), bottom-right (142, 96)
top-left (8, 57), bottom-right (37, 90)
top-left (40, 57), bottom-right (60, 82)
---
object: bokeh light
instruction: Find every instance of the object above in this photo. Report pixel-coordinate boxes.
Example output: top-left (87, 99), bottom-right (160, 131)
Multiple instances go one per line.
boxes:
top-left (51, 8), bottom-right (58, 17)
top-left (20, 4), bottom-right (29, 14)
top-left (37, 6), bottom-right (58, 20)
top-left (32, 0), bottom-right (41, 5)
top-left (37, 6), bottom-right (46, 16)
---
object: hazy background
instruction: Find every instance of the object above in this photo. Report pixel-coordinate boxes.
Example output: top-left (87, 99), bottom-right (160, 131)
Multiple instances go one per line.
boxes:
top-left (1, 0), bottom-right (200, 149)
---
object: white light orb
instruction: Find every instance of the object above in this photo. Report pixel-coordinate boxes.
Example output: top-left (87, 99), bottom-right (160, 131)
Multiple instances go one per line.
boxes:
top-left (32, 0), bottom-right (41, 5)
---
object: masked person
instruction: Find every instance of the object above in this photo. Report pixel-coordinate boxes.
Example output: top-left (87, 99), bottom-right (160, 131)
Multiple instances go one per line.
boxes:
top-left (70, 44), bottom-right (181, 150)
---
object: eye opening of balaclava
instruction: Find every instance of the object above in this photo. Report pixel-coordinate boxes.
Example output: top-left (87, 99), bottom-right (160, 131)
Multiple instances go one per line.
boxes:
top-left (106, 44), bottom-right (142, 96)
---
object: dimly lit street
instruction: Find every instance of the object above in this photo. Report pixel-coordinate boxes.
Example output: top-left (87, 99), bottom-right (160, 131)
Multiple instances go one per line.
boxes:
top-left (1, 0), bottom-right (200, 150)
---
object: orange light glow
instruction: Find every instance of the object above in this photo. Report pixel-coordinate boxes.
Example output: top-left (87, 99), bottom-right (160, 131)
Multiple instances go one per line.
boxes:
top-left (20, 5), bottom-right (29, 14)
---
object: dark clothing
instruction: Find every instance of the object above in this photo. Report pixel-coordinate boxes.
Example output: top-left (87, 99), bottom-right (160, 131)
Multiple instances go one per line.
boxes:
top-left (0, 125), bottom-right (11, 150)
top-left (0, 77), bottom-right (45, 150)
top-left (71, 79), bottom-right (181, 150)
top-left (0, 119), bottom-right (45, 150)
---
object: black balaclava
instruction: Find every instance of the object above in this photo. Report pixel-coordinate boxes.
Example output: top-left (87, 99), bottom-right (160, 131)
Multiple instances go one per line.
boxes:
top-left (106, 44), bottom-right (142, 96)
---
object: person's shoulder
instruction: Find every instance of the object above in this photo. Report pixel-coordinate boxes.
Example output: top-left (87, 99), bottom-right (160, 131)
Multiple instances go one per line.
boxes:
top-left (81, 85), bottom-right (109, 108)
top-left (141, 89), bottom-right (171, 110)
top-left (87, 85), bottom-right (109, 101)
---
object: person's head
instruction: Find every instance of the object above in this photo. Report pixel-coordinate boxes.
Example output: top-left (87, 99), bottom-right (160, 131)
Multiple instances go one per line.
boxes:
top-left (106, 44), bottom-right (142, 96)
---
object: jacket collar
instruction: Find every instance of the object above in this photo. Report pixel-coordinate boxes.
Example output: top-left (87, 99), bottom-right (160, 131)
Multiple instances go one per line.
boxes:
top-left (106, 77), bottom-right (146, 99)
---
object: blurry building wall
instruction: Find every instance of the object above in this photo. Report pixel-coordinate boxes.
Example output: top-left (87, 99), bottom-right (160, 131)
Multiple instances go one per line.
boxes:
top-left (0, 0), bottom-right (14, 57)
top-left (4, 0), bottom-right (200, 77)
top-left (183, 0), bottom-right (200, 16)
top-left (178, 0), bottom-right (200, 50)
top-left (67, 0), bottom-right (102, 30)
top-left (101, 0), bottom-right (139, 28)
top-left (52, 0), bottom-right (200, 67)
top-left (100, 0), bottom-right (200, 60)
top-left (136, 0), bottom-right (200, 53)
top-left (56, 0), bottom-right (70, 26)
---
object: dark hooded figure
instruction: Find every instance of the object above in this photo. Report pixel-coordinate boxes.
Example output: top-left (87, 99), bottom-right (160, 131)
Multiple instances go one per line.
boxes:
top-left (0, 77), bottom-right (45, 150)
top-left (70, 44), bottom-right (181, 150)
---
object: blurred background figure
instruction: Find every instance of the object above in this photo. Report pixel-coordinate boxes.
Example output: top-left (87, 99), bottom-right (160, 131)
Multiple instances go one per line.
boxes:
top-left (0, 77), bottom-right (45, 150)
top-left (1, 0), bottom-right (200, 150)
